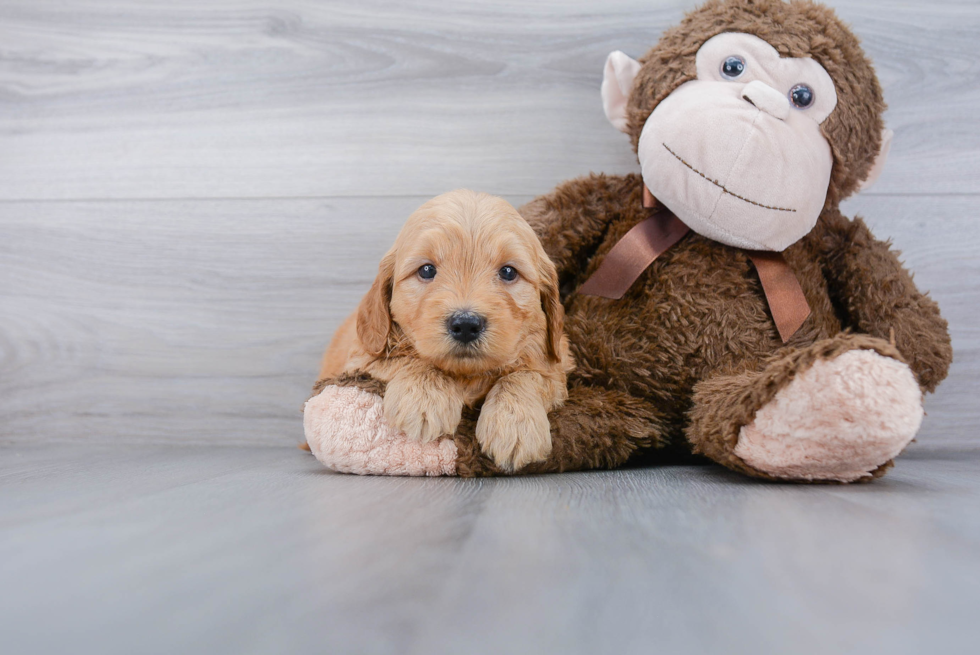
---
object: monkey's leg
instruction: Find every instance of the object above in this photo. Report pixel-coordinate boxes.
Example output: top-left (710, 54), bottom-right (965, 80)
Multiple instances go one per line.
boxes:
top-left (305, 376), bottom-right (664, 477)
top-left (304, 375), bottom-right (457, 476)
top-left (686, 333), bottom-right (923, 483)
top-left (453, 383), bottom-right (666, 477)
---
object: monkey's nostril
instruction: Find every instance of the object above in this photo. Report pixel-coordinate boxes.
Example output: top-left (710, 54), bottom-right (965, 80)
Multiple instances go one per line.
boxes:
top-left (447, 311), bottom-right (486, 344)
top-left (740, 80), bottom-right (790, 121)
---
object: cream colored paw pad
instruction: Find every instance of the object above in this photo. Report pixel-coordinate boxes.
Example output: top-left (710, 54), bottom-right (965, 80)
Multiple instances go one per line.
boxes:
top-left (735, 350), bottom-right (923, 482)
top-left (303, 386), bottom-right (457, 476)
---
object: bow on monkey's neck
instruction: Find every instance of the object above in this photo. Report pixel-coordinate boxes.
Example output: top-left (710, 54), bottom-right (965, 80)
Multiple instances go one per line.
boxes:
top-left (577, 186), bottom-right (811, 344)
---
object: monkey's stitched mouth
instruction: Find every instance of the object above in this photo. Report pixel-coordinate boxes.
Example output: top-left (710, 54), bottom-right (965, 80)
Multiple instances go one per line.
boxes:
top-left (662, 143), bottom-right (796, 213)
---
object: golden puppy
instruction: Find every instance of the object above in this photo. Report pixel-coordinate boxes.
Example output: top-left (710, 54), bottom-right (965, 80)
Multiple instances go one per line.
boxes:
top-left (318, 190), bottom-right (573, 471)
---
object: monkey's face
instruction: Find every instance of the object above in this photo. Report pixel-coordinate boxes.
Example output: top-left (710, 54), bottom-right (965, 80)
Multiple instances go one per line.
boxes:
top-left (639, 33), bottom-right (837, 251)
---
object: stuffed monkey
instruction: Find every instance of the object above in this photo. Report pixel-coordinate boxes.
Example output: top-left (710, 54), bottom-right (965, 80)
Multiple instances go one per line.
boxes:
top-left (305, 0), bottom-right (952, 482)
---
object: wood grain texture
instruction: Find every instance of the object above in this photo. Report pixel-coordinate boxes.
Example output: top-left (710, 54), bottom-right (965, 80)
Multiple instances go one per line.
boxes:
top-left (2, 444), bottom-right (979, 654)
top-left (1, 0), bottom-right (979, 200)
top-left (1, 195), bottom-right (975, 447)
top-left (0, 195), bottom-right (436, 444)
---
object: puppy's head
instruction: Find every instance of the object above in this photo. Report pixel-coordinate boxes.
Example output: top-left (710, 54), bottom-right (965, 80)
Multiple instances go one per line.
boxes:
top-left (357, 190), bottom-right (563, 375)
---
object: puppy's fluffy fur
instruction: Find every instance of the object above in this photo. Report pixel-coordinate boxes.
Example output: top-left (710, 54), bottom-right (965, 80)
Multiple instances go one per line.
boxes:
top-left (319, 190), bottom-right (574, 471)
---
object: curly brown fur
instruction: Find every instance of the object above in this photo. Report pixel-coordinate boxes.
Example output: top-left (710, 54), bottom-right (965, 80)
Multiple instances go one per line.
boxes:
top-left (484, 0), bottom-right (950, 482)
top-left (454, 383), bottom-right (665, 477)
top-left (816, 209), bottom-right (952, 391)
top-left (511, 170), bottom-right (949, 480)
top-left (311, 372), bottom-right (387, 400)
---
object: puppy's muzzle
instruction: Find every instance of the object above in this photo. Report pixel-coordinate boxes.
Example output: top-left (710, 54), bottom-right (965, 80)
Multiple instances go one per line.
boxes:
top-left (447, 311), bottom-right (486, 345)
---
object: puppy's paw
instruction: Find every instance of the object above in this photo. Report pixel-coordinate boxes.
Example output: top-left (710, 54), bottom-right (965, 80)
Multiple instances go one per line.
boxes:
top-left (476, 393), bottom-right (552, 473)
top-left (383, 374), bottom-right (463, 443)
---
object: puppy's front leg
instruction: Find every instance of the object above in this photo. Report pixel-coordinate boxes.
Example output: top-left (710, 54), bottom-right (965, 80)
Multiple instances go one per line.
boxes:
top-left (383, 362), bottom-right (464, 443)
top-left (476, 372), bottom-right (553, 472)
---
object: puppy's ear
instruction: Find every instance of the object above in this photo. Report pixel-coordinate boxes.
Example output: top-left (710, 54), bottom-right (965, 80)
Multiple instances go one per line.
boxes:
top-left (356, 251), bottom-right (396, 356)
top-left (539, 258), bottom-right (565, 363)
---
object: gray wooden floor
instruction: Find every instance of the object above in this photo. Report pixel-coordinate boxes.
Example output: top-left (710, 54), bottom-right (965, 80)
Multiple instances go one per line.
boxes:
top-left (2, 445), bottom-right (979, 655)
top-left (2, 1), bottom-right (979, 652)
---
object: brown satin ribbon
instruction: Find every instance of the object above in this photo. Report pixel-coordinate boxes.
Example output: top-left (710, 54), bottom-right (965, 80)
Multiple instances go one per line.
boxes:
top-left (745, 251), bottom-right (811, 343)
top-left (578, 187), bottom-right (811, 343)
top-left (577, 209), bottom-right (690, 299)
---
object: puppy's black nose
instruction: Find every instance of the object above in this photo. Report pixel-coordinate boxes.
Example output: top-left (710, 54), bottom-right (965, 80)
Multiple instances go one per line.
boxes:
top-left (447, 311), bottom-right (486, 344)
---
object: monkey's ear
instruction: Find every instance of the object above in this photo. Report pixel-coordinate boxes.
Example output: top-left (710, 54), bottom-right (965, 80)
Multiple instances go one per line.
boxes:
top-left (859, 128), bottom-right (894, 191)
top-left (602, 51), bottom-right (641, 133)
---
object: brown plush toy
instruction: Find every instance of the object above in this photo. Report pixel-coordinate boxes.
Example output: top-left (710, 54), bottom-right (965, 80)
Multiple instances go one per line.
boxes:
top-left (304, 0), bottom-right (952, 482)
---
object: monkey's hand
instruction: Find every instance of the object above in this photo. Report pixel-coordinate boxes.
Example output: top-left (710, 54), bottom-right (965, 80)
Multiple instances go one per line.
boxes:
top-left (816, 211), bottom-right (952, 393)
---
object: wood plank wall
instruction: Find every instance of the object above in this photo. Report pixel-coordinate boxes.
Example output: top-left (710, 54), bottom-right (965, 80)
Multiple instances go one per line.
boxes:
top-left (1, 0), bottom-right (977, 446)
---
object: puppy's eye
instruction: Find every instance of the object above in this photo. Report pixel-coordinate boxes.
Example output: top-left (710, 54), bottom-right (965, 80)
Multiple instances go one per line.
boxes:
top-left (498, 265), bottom-right (518, 282)
top-left (418, 264), bottom-right (436, 280)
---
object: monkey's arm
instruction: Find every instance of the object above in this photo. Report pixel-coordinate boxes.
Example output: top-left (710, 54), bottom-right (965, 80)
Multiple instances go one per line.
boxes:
top-left (519, 173), bottom-right (642, 279)
top-left (816, 210), bottom-right (952, 392)
top-left (454, 382), bottom-right (665, 476)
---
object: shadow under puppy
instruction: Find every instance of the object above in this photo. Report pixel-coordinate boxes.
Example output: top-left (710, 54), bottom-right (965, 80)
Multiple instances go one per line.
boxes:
top-left (317, 189), bottom-right (574, 471)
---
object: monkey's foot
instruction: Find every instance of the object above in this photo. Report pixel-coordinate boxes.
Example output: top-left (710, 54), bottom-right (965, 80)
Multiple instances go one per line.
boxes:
top-left (734, 350), bottom-right (923, 482)
top-left (304, 385), bottom-right (458, 476)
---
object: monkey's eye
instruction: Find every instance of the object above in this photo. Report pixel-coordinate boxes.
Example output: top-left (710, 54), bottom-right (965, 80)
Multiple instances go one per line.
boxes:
top-left (720, 55), bottom-right (746, 80)
top-left (498, 265), bottom-right (518, 282)
top-left (418, 264), bottom-right (437, 280)
top-left (790, 84), bottom-right (815, 109)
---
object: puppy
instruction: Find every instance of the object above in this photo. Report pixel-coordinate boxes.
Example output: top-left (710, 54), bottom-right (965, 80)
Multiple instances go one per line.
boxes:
top-left (318, 189), bottom-right (573, 471)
